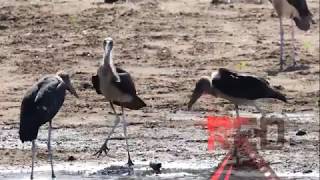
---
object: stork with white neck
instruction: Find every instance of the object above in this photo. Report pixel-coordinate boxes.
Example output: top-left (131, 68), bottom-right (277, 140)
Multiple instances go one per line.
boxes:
top-left (92, 37), bottom-right (146, 166)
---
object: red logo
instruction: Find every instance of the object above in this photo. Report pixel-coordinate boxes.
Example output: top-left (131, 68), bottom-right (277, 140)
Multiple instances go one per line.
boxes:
top-left (207, 116), bottom-right (284, 180)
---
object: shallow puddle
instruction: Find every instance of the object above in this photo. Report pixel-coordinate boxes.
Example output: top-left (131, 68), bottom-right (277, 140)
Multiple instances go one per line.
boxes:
top-left (0, 161), bottom-right (214, 180)
top-left (1, 160), bottom-right (319, 180)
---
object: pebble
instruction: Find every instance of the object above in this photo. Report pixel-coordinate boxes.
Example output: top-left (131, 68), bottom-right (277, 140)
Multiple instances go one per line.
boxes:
top-left (149, 161), bottom-right (162, 174)
top-left (296, 130), bottom-right (307, 136)
top-left (67, 155), bottom-right (76, 161)
top-left (303, 170), bottom-right (312, 174)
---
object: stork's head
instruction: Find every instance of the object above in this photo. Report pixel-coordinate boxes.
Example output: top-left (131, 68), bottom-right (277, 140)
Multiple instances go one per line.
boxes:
top-left (187, 77), bottom-right (213, 110)
top-left (103, 37), bottom-right (113, 52)
top-left (56, 71), bottom-right (79, 98)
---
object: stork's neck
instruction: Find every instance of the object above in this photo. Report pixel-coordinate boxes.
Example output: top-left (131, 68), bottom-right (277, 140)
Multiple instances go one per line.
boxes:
top-left (102, 48), bottom-right (120, 82)
top-left (102, 49), bottom-right (112, 67)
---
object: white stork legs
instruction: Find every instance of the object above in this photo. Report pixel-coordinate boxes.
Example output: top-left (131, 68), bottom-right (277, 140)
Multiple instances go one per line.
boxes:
top-left (279, 17), bottom-right (285, 71)
top-left (95, 102), bottom-right (134, 167)
top-left (48, 121), bottom-right (55, 178)
top-left (121, 107), bottom-right (134, 166)
top-left (279, 17), bottom-right (301, 71)
top-left (30, 122), bottom-right (55, 179)
top-left (31, 140), bottom-right (36, 179)
top-left (291, 20), bottom-right (297, 66)
top-left (95, 102), bottom-right (121, 157)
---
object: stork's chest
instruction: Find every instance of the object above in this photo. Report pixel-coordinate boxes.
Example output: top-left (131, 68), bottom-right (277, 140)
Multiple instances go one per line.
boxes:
top-left (97, 66), bottom-right (130, 102)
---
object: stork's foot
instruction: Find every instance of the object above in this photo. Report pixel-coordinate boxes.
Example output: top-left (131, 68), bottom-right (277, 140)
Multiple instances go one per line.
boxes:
top-left (94, 143), bottom-right (110, 158)
top-left (108, 112), bottom-right (122, 116)
top-left (279, 59), bottom-right (285, 72)
top-left (232, 147), bottom-right (240, 166)
top-left (52, 172), bottom-right (56, 179)
top-left (127, 158), bottom-right (134, 167)
top-left (30, 174), bottom-right (33, 180)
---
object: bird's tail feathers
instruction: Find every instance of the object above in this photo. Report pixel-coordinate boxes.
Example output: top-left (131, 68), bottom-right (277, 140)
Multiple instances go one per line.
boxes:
top-left (132, 96), bottom-right (147, 110)
top-left (19, 120), bottom-right (40, 143)
top-left (113, 96), bottom-right (146, 110)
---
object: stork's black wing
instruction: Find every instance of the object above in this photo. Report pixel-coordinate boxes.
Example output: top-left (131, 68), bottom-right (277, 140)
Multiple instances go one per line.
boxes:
top-left (112, 67), bottom-right (137, 96)
top-left (213, 68), bottom-right (272, 100)
top-left (92, 75), bottom-right (102, 94)
top-left (219, 68), bottom-right (270, 85)
top-left (287, 0), bottom-right (313, 30)
top-left (91, 67), bottom-right (146, 110)
top-left (287, 0), bottom-right (312, 17)
top-left (113, 67), bottom-right (146, 110)
top-left (19, 76), bottom-right (66, 142)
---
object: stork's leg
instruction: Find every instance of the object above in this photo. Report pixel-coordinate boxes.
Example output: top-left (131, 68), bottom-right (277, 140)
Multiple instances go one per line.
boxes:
top-left (121, 106), bottom-right (134, 166)
top-left (279, 17), bottom-right (285, 71)
top-left (94, 102), bottom-right (121, 157)
top-left (233, 105), bottom-right (240, 165)
top-left (31, 140), bottom-right (36, 179)
top-left (48, 121), bottom-right (55, 178)
top-left (235, 105), bottom-right (239, 118)
top-left (254, 103), bottom-right (266, 117)
top-left (291, 20), bottom-right (297, 66)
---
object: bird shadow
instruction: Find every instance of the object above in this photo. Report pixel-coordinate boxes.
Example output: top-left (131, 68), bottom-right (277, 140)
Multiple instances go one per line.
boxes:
top-left (265, 64), bottom-right (310, 76)
top-left (282, 64), bottom-right (310, 72)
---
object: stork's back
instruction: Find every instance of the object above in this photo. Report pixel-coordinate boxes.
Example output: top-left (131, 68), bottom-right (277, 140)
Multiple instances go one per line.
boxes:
top-left (19, 76), bottom-right (67, 142)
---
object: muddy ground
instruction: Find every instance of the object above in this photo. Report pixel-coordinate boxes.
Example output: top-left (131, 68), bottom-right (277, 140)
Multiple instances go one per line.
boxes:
top-left (0, 0), bottom-right (319, 179)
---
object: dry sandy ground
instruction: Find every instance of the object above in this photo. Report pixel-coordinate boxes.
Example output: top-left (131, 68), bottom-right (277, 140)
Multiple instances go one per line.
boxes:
top-left (0, 0), bottom-right (319, 179)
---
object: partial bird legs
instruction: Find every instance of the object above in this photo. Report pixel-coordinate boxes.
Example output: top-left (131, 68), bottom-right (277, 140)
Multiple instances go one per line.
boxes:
top-left (291, 20), bottom-right (297, 66)
top-left (95, 103), bottom-right (134, 167)
top-left (121, 107), bottom-right (134, 166)
top-left (95, 102), bottom-right (121, 157)
top-left (279, 17), bottom-right (285, 71)
top-left (48, 121), bottom-right (55, 178)
top-left (31, 140), bottom-right (36, 179)
top-left (254, 103), bottom-right (266, 117)
top-left (233, 105), bottom-right (240, 165)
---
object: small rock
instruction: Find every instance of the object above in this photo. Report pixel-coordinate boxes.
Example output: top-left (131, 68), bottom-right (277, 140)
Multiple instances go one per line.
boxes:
top-left (149, 161), bottom-right (162, 174)
top-left (289, 141), bottom-right (296, 146)
top-left (0, 25), bottom-right (8, 30)
top-left (296, 130), bottom-right (307, 136)
top-left (303, 170), bottom-right (312, 174)
top-left (67, 155), bottom-right (76, 161)
top-left (80, 82), bottom-right (92, 90)
top-left (80, 52), bottom-right (91, 57)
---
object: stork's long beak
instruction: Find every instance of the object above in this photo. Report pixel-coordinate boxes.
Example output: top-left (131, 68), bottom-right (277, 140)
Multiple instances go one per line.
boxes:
top-left (187, 89), bottom-right (203, 110)
top-left (187, 78), bottom-right (212, 110)
top-left (65, 80), bottom-right (79, 98)
top-left (68, 84), bottom-right (79, 98)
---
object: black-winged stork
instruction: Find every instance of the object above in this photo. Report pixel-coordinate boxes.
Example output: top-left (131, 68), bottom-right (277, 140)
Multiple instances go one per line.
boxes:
top-left (91, 37), bottom-right (146, 166)
top-left (19, 71), bottom-right (78, 179)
